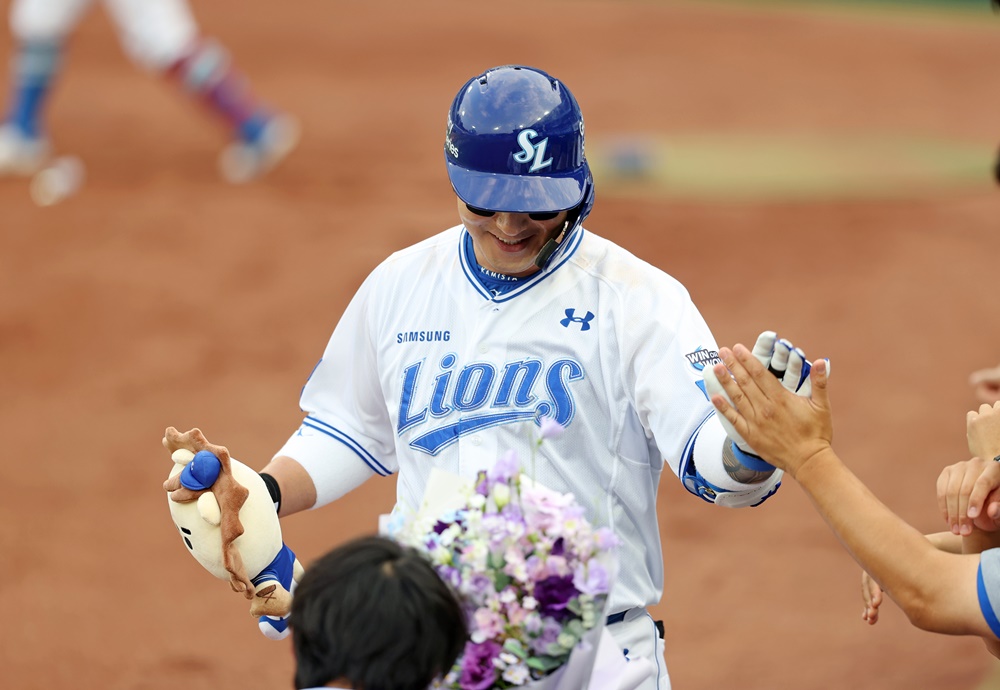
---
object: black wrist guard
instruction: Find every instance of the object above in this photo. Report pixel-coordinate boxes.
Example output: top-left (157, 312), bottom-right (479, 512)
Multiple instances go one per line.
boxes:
top-left (259, 471), bottom-right (282, 513)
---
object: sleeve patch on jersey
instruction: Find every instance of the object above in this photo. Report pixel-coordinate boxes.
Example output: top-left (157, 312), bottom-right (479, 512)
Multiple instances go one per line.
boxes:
top-left (684, 347), bottom-right (722, 372)
top-left (685, 348), bottom-right (720, 400)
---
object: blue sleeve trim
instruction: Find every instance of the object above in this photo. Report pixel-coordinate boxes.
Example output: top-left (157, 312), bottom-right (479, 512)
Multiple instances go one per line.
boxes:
top-left (730, 441), bottom-right (776, 472)
top-left (677, 409), bottom-right (716, 480)
top-left (978, 561), bottom-right (1000, 639)
top-left (303, 416), bottom-right (393, 477)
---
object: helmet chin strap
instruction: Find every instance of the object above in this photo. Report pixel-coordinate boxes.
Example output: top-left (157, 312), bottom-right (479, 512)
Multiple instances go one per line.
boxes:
top-left (533, 220), bottom-right (570, 269)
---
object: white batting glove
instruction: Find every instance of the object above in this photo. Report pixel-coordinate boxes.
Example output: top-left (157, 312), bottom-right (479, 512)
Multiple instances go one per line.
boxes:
top-left (703, 332), bottom-right (824, 456)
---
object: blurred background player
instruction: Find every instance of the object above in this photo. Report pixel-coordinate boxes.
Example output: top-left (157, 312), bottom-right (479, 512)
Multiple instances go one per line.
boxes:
top-left (0, 0), bottom-right (298, 183)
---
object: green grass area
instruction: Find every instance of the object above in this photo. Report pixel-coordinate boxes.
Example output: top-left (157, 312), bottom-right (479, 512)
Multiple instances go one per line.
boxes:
top-left (589, 133), bottom-right (995, 202)
top-left (683, 0), bottom-right (997, 24)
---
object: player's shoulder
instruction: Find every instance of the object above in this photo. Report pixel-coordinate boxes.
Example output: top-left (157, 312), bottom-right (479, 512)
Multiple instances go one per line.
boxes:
top-left (382, 225), bottom-right (461, 263)
top-left (573, 228), bottom-right (692, 300)
top-left (366, 225), bottom-right (461, 279)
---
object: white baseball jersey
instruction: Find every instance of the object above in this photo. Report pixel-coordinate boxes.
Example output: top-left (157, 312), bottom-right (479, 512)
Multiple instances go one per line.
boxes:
top-left (278, 224), bottom-right (780, 616)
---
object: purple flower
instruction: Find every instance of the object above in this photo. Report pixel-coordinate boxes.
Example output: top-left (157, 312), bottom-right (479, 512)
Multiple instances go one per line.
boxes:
top-left (468, 573), bottom-right (493, 598)
top-left (474, 471), bottom-right (491, 497)
top-left (551, 537), bottom-right (565, 556)
top-left (530, 617), bottom-right (562, 654)
top-left (438, 566), bottom-right (461, 589)
top-left (488, 450), bottom-right (520, 484)
top-left (500, 502), bottom-right (523, 523)
top-left (459, 640), bottom-right (501, 690)
top-left (533, 574), bottom-right (578, 621)
top-left (573, 561), bottom-right (610, 596)
top-left (473, 607), bottom-right (504, 639)
top-left (539, 417), bottom-right (565, 440)
top-left (594, 527), bottom-right (619, 551)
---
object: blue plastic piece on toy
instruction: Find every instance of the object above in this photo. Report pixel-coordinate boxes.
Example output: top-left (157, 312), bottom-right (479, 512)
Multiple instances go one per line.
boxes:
top-left (179, 450), bottom-right (222, 490)
top-left (258, 614), bottom-right (289, 640)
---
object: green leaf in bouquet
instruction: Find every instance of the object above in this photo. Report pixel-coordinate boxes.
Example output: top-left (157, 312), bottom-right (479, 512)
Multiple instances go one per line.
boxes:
top-left (566, 619), bottom-right (586, 637)
top-left (487, 550), bottom-right (506, 571)
top-left (526, 654), bottom-right (564, 673)
top-left (502, 638), bottom-right (528, 660)
top-left (494, 570), bottom-right (512, 592)
top-left (566, 598), bottom-right (583, 616)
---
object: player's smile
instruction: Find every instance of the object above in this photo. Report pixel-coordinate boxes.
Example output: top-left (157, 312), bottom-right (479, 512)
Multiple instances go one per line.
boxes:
top-left (457, 197), bottom-right (568, 278)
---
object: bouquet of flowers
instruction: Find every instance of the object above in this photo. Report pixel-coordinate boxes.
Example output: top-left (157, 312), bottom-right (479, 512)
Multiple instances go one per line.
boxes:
top-left (389, 421), bottom-right (625, 690)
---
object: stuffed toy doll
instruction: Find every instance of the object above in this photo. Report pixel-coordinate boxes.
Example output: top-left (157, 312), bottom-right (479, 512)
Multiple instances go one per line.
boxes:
top-left (162, 426), bottom-right (303, 639)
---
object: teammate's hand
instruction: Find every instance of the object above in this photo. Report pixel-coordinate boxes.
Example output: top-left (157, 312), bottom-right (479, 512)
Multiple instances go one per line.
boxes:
top-left (707, 344), bottom-right (833, 477)
top-left (937, 457), bottom-right (1000, 535)
top-left (968, 402), bottom-right (1000, 462)
top-left (703, 332), bottom-right (822, 455)
top-left (970, 365), bottom-right (1000, 404)
top-left (861, 570), bottom-right (883, 625)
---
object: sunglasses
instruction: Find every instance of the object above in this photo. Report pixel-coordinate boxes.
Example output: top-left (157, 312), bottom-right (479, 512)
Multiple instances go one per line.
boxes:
top-left (465, 203), bottom-right (561, 222)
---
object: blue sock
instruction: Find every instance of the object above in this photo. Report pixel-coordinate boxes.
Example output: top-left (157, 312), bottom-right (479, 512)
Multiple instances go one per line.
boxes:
top-left (238, 111), bottom-right (270, 144)
top-left (5, 40), bottom-right (61, 138)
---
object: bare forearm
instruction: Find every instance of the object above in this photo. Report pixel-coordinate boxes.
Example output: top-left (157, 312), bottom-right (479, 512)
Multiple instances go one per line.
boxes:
top-left (962, 529), bottom-right (1000, 556)
top-left (794, 449), bottom-right (981, 634)
top-left (925, 531), bottom-right (962, 554)
top-left (260, 455), bottom-right (318, 517)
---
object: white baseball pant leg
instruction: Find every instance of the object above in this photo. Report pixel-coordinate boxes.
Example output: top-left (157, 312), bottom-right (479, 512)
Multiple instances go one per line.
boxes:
top-left (607, 608), bottom-right (670, 690)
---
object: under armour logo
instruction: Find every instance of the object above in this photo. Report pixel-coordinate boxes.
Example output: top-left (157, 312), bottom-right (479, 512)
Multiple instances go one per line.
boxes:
top-left (560, 309), bottom-right (595, 331)
top-left (513, 129), bottom-right (553, 172)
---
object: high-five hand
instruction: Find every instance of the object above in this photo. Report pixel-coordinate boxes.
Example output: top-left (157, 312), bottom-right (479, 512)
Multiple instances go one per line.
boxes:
top-left (707, 343), bottom-right (832, 478)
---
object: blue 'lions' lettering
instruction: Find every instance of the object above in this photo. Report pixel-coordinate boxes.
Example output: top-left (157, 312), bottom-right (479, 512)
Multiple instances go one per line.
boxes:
top-left (398, 355), bottom-right (584, 455)
top-left (397, 330), bottom-right (451, 344)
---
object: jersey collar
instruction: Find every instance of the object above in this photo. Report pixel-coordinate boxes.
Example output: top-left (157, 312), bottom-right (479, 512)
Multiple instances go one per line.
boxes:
top-left (458, 226), bottom-right (584, 302)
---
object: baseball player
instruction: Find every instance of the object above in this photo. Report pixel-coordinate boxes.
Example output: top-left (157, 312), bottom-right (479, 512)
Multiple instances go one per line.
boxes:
top-left (245, 65), bottom-right (818, 689)
top-left (0, 0), bottom-right (298, 182)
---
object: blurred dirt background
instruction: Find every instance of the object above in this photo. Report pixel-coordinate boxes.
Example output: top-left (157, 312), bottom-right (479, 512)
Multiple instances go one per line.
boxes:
top-left (2, 0), bottom-right (1000, 688)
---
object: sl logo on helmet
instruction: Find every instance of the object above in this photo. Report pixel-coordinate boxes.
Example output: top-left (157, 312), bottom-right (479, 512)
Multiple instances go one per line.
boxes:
top-left (514, 129), bottom-right (552, 172)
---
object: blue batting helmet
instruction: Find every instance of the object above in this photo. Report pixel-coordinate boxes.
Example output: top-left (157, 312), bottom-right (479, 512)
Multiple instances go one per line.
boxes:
top-left (445, 65), bottom-right (595, 224)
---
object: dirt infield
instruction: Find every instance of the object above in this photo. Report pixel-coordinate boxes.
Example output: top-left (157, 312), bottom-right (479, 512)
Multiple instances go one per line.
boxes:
top-left (3, 1), bottom-right (1000, 688)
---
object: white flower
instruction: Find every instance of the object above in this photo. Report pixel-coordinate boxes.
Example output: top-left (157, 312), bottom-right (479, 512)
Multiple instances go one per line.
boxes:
top-left (431, 546), bottom-right (452, 565)
top-left (522, 595), bottom-right (537, 610)
top-left (499, 652), bottom-right (520, 666)
top-left (502, 663), bottom-right (531, 685)
top-left (493, 482), bottom-right (511, 509)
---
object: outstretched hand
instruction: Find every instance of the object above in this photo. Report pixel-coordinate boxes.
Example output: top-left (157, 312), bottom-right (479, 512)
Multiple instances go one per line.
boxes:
top-left (968, 401), bottom-right (1000, 462)
top-left (935, 402), bottom-right (1000, 535)
top-left (936, 457), bottom-right (1000, 536)
top-left (970, 365), bottom-right (1000, 405)
top-left (708, 343), bottom-right (833, 479)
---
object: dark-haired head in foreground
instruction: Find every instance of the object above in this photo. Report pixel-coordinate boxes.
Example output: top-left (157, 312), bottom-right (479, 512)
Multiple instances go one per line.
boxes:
top-left (290, 535), bottom-right (468, 690)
